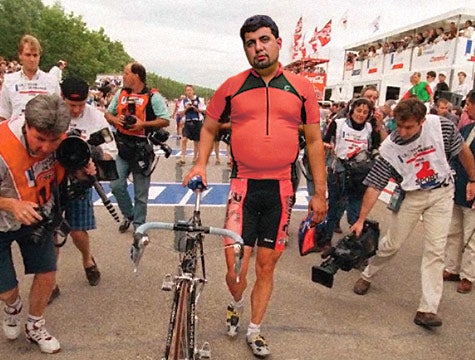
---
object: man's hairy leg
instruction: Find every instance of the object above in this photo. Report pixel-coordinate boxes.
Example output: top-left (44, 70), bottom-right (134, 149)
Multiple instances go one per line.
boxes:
top-left (29, 272), bottom-right (55, 316)
top-left (225, 246), bottom-right (252, 301)
top-left (250, 247), bottom-right (282, 325)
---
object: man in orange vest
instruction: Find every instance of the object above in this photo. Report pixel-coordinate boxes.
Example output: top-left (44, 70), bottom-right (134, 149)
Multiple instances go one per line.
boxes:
top-left (0, 94), bottom-right (70, 353)
top-left (105, 62), bottom-right (170, 233)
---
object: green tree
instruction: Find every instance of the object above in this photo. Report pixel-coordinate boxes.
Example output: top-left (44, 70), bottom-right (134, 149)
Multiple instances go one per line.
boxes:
top-left (0, 0), bottom-right (215, 100)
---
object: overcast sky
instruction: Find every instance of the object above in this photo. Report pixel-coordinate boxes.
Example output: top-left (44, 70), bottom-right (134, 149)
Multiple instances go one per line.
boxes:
top-left (42, 0), bottom-right (474, 89)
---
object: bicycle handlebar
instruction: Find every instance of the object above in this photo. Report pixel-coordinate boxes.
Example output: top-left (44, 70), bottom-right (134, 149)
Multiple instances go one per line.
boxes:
top-left (131, 222), bottom-right (244, 282)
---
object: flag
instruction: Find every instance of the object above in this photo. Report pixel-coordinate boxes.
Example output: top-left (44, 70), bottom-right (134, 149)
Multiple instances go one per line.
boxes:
top-left (292, 16), bottom-right (303, 60)
top-left (317, 20), bottom-right (332, 47)
top-left (300, 33), bottom-right (307, 59)
top-left (308, 26), bottom-right (319, 53)
top-left (340, 10), bottom-right (349, 29)
top-left (371, 15), bottom-right (381, 33)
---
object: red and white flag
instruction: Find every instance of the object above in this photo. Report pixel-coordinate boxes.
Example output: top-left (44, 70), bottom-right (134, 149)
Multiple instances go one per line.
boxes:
top-left (292, 16), bottom-right (304, 60)
top-left (300, 33), bottom-right (307, 58)
top-left (317, 20), bottom-right (332, 47)
top-left (308, 26), bottom-right (319, 53)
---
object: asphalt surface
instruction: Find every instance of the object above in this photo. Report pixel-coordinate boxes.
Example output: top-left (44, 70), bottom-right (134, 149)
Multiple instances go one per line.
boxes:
top-left (2, 138), bottom-right (474, 360)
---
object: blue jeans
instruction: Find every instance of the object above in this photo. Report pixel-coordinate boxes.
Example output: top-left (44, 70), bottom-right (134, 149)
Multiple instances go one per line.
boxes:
top-left (324, 169), bottom-right (363, 243)
top-left (109, 155), bottom-right (151, 229)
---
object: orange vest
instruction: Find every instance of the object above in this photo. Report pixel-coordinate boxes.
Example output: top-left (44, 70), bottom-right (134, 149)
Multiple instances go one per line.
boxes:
top-left (0, 121), bottom-right (65, 205)
top-left (115, 89), bottom-right (151, 137)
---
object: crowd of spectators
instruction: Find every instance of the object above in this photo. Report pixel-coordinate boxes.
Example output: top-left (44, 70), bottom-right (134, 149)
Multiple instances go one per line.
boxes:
top-left (346, 19), bottom-right (474, 63)
top-left (0, 56), bottom-right (22, 90)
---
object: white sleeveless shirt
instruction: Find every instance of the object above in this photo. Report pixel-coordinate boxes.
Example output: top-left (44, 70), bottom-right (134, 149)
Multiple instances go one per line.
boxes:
top-left (334, 118), bottom-right (372, 160)
top-left (379, 117), bottom-right (452, 191)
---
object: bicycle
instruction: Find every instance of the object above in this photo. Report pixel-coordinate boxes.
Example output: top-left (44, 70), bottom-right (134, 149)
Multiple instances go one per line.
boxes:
top-left (131, 176), bottom-right (244, 360)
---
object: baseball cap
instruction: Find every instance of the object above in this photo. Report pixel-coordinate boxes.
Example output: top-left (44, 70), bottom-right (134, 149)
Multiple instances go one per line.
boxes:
top-left (61, 76), bottom-right (89, 101)
top-left (439, 72), bottom-right (446, 77)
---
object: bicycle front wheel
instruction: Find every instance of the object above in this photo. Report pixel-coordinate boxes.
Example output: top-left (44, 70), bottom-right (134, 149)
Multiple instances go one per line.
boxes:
top-left (167, 280), bottom-right (194, 360)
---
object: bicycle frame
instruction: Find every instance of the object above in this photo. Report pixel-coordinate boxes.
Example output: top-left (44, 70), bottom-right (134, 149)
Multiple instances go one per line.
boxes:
top-left (131, 178), bottom-right (243, 360)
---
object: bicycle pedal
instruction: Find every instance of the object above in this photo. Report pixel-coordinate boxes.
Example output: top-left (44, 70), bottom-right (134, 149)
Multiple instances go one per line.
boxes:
top-left (161, 273), bottom-right (174, 291)
top-left (198, 341), bottom-right (211, 358)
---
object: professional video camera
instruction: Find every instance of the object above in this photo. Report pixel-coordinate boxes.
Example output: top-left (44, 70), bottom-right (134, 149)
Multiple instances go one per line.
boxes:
top-left (147, 128), bottom-right (172, 158)
top-left (311, 220), bottom-right (380, 288)
top-left (123, 98), bottom-right (137, 130)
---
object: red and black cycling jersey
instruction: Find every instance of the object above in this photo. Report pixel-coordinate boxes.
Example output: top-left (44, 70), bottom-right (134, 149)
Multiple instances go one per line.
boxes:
top-left (206, 63), bottom-right (320, 180)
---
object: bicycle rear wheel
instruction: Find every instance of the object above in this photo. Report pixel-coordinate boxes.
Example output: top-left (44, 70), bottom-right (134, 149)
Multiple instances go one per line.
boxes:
top-left (167, 280), bottom-right (194, 360)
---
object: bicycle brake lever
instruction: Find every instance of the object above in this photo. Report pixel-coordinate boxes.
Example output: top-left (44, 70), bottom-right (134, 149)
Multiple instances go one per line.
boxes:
top-left (233, 244), bottom-right (243, 283)
top-left (131, 232), bottom-right (150, 272)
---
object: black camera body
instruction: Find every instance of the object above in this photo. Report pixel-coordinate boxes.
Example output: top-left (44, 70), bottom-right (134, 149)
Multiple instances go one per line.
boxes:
top-left (123, 114), bottom-right (137, 130)
top-left (148, 128), bottom-right (172, 158)
top-left (30, 206), bottom-right (57, 245)
top-left (311, 220), bottom-right (380, 288)
top-left (123, 98), bottom-right (137, 130)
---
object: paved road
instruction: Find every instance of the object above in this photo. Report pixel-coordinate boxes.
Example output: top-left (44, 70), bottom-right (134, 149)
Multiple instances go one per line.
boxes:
top-left (2, 143), bottom-right (474, 359)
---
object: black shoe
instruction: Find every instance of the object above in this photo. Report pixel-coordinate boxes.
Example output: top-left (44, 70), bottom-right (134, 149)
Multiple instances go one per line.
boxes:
top-left (47, 285), bottom-right (60, 305)
top-left (414, 312), bottom-right (442, 328)
top-left (119, 217), bottom-right (133, 233)
top-left (85, 258), bottom-right (101, 286)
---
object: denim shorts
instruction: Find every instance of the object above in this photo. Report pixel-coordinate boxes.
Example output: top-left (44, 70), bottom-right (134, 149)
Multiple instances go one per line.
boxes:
top-left (64, 188), bottom-right (96, 231)
top-left (0, 226), bottom-right (56, 293)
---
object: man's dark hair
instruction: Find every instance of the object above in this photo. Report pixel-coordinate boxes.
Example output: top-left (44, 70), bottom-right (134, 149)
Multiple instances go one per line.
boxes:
top-left (131, 62), bottom-right (146, 84)
top-left (426, 70), bottom-right (436, 78)
top-left (240, 15), bottom-right (279, 42)
top-left (393, 98), bottom-right (427, 123)
top-left (361, 85), bottom-right (379, 97)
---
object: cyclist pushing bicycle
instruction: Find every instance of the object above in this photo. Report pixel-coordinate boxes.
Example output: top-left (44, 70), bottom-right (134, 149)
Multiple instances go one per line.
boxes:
top-left (182, 15), bottom-right (327, 358)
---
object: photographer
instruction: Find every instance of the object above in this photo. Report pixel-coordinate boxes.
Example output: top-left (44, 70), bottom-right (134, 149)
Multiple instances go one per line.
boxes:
top-left (177, 84), bottom-right (206, 165)
top-left (105, 62), bottom-right (170, 233)
top-left (320, 97), bottom-right (378, 250)
top-left (47, 76), bottom-right (118, 302)
top-left (0, 94), bottom-right (70, 353)
top-left (350, 98), bottom-right (475, 328)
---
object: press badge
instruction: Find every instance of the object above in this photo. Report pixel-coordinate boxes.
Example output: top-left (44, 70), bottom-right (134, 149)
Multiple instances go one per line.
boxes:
top-left (25, 168), bottom-right (36, 187)
top-left (387, 185), bottom-right (405, 212)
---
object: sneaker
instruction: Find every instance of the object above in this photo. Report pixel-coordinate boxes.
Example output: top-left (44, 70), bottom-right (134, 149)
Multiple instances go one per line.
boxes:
top-left (119, 217), bottom-right (133, 233)
top-left (85, 257), bottom-right (101, 286)
top-left (226, 304), bottom-right (241, 337)
top-left (47, 285), bottom-right (60, 305)
top-left (246, 333), bottom-right (270, 358)
top-left (3, 304), bottom-right (22, 340)
top-left (25, 318), bottom-right (61, 354)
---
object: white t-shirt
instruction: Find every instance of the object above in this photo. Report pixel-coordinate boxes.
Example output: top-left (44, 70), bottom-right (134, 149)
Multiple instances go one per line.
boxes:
top-left (454, 80), bottom-right (471, 98)
top-left (48, 65), bottom-right (62, 83)
top-left (0, 69), bottom-right (60, 119)
top-left (68, 104), bottom-right (118, 159)
top-left (177, 96), bottom-right (206, 121)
